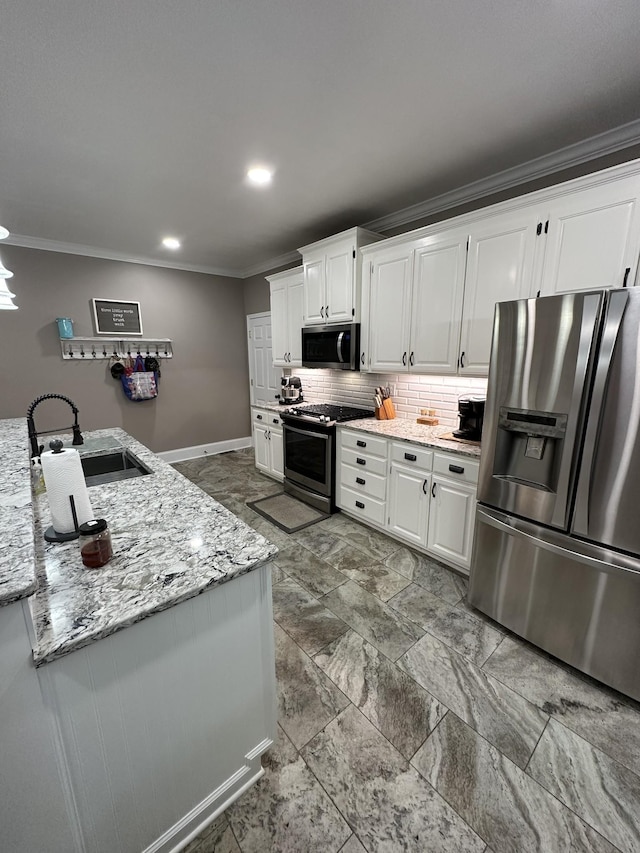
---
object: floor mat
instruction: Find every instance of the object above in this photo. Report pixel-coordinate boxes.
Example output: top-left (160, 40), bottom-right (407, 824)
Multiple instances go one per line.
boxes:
top-left (247, 492), bottom-right (329, 533)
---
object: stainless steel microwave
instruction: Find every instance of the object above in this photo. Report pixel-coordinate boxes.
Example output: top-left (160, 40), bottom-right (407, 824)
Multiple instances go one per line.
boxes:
top-left (301, 323), bottom-right (360, 370)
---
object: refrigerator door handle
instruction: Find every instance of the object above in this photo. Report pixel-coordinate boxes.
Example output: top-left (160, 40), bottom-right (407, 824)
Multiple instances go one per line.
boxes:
top-left (572, 290), bottom-right (628, 535)
top-left (477, 506), bottom-right (640, 578)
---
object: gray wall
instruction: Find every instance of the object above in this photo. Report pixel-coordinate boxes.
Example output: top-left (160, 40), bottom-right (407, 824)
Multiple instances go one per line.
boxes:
top-left (0, 246), bottom-right (250, 452)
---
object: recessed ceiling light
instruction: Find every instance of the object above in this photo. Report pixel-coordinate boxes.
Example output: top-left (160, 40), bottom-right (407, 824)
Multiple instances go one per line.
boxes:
top-left (162, 237), bottom-right (181, 250)
top-left (247, 167), bottom-right (273, 186)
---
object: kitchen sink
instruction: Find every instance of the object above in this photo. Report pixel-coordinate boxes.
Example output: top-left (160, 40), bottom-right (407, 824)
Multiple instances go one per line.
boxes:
top-left (81, 449), bottom-right (152, 487)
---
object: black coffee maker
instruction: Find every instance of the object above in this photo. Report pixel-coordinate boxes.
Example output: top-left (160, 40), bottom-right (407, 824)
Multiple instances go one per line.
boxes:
top-left (453, 396), bottom-right (485, 441)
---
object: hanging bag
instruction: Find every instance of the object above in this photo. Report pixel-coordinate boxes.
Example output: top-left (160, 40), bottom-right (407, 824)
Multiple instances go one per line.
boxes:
top-left (120, 354), bottom-right (159, 401)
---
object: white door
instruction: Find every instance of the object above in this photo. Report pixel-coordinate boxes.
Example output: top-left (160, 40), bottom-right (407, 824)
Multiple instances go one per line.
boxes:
top-left (459, 208), bottom-right (541, 376)
top-left (253, 423), bottom-right (271, 473)
top-left (368, 245), bottom-right (413, 373)
top-left (287, 275), bottom-right (305, 366)
top-left (269, 425), bottom-right (284, 481)
top-left (427, 476), bottom-right (476, 569)
top-left (410, 231), bottom-right (467, 374)
top-left (388, 464), bottom-right (430, 547)
top-left (247, 313), bottom-right (280, 406)
top-left (268, 283), bottom-right (289, 367)
top-left (326, 240), bottom-right (354, 323)
top-left (303, 254), bottom-right (326, 325)
top-left (539, 177), bottom-right (640, 295)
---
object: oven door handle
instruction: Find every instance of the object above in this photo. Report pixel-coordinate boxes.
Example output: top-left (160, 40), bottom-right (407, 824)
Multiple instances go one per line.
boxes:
top-left (283, 423), bottom-right (331, 442)
top-left (336, 331), bottom-right (345, 363)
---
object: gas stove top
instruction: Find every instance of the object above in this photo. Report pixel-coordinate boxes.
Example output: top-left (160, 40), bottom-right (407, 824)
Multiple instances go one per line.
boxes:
top-left (280, 403), bottom-right (374, 426)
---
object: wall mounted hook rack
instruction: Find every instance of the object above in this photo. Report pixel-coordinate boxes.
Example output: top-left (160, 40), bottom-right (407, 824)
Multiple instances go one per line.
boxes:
top-left (59, 336), bottom-right (173, 360)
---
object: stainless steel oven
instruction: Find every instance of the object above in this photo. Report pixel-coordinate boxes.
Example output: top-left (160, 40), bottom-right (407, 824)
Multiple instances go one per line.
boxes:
top-left (280, 403), bottom-right (375, 513)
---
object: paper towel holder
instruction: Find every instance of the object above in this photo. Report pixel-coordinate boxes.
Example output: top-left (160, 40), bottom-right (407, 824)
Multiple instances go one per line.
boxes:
top-left (43, 440), bottom-right (81, 543)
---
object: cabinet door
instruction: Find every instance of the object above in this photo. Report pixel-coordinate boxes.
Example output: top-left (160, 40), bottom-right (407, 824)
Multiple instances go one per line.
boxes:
top-left (269, 281), bottom-right (289, 366)
top-left (368, 245), bottom-right (413, 373)
top-left (410, 232), bottom-right (467, 374)
top-left (253, 424), bottom-right (271, 473)
top-left (287, 276), bottom-right (304, 365)
top-left (388, 464), bottom-right (430, 547)
top-left (427, 476), bottom-right (476, 570)
top-left (303, 254), bottom-right (326, 325)
top-left (326, 240), bottom-right (355, 323)
top-left (459, 209), bottom-right (540, 376)
top-left (540, 177), bottom-right (640, 295)
top-left (269, 426), bottom-right (284, 480)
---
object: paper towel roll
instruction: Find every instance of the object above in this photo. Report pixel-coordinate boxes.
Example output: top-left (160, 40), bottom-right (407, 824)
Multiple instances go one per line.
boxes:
top-left (41, 448), bottom-right (94, 534)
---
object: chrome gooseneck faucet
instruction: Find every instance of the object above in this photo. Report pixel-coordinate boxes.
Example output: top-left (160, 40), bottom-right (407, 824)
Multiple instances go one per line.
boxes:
top-left (27, 394), bottom-right (83, 459)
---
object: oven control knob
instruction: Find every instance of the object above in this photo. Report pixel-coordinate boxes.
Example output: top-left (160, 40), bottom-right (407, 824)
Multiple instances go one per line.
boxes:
top-left (320, 415), bottom-right (329, 422)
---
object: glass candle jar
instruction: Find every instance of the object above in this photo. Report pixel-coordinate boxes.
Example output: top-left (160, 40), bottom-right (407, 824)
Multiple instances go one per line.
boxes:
top-left (78, 519), bottom-right (113, 568)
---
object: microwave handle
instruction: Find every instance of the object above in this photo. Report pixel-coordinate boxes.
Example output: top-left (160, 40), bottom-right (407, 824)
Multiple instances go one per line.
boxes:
top-left (336, 331), bottom-right (345, 363)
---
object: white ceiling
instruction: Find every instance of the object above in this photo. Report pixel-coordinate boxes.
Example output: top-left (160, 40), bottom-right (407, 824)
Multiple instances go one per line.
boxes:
top-left (2, 0), bottom-right (640, 277)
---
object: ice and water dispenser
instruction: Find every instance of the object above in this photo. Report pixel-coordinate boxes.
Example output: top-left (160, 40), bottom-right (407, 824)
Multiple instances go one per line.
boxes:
top-left (492, 407), bottom-right (568, 493)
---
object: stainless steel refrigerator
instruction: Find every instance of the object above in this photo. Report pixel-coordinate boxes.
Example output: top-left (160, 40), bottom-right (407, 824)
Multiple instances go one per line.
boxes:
top-left (469, 287), bottom-right (640, 701)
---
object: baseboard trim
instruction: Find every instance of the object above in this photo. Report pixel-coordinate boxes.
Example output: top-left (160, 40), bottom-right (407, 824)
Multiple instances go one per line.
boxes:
top-left (158, 436), bottom-right (252, 463)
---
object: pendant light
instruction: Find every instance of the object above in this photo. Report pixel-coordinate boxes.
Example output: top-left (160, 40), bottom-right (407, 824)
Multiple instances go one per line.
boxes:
top-left (0, 226), bottom-right (17, 310)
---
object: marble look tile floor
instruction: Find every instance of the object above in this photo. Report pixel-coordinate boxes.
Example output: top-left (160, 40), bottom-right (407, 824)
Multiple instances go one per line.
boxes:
top-left (174, 451), bottom-right (640, 853)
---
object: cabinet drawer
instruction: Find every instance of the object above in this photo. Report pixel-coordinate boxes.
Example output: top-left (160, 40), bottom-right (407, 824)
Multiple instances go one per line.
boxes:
top-left (339, 486), bottom-right (386, 526)
top-left (251, 408), bottom-right (269, 424)
top-left (340, 464), bottom-right (387, 501)
top-left (390, 441), bottom-right (433, 472)
top-left (433, 452), bottom-right (479, 484)
top-left (341, 430), bottom-right (388, 458)
top-left (341, 447), bottom-right (387, 477)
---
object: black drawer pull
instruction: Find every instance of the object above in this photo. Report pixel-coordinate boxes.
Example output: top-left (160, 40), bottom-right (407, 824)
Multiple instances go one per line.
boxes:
top-left (355, 500), bottom-right (365, 509)
top-left (356, 477), bottom-right (365, 485)
top-left (273, 418), bottom-right (279, 424)
top-left (256, 414), bottom-right (263, 420)
top-left (356, 440), bottom-right (367, 447)
top-left (449, 464), bottom-right (464, 474)
top-left (404, 453), bottom-right (417, 462)
top-left (356, 457), bottom-right (366, 465)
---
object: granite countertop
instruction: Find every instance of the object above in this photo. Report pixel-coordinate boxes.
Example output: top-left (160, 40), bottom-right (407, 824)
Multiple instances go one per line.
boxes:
top-left (0, 420), bottom-right (37, 606)
top-left (0, 421), bottom-right (277, 664)
top-left (339, 418), bottom-right (482, 459)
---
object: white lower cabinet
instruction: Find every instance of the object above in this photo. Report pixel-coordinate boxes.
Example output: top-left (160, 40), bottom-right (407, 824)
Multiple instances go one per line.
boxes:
top-left (337, 429), bottom-right (478, 572)
top-left (388, 464), bottom-right (431, 548)
top-left (252, 409), bottom-right (284, 481)
top-left (427, 475), bottom-right (477, 569)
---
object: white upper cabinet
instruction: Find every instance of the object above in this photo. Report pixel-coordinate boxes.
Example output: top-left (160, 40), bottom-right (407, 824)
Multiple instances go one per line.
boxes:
top-left (538, 175), bottom-right (640, 295)
top-left (267, 266), bottom-right (304, 367)
top-left (458, 208), bottom-right (541, 375)
top-left (411, 231), bottom-right (468, 374)
top-left (299, 227), bottom-right (381, 326)
top-left (365, 243), bottom-right (413, 373)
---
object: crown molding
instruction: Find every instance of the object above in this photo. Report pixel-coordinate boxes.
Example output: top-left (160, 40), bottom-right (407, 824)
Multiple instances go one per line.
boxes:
top-left (2, 233), bottom-right (243, 278)
top-left (240, 249), bottom-right (302, 279)
top-left (362, 118), bottom-right (640, 234)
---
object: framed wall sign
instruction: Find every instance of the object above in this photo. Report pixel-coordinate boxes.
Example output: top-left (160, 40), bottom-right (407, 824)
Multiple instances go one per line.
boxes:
top-left (92, 299), bottom-right (143, 335)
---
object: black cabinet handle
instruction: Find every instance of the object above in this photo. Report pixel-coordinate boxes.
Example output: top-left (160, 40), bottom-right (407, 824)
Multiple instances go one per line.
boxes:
top-left (326, 305), bottom-right (329, 317)
top-left (361, 352), bottom-right (365, 365)
top-left (273, 418), bottom-right (279, 424)
top-left (432, 482), bottom-right (436, 498)
top-left (422, 479), bottom-right (428, 494)
top-left (355, 500), bottom-right (365, 509)
top-left (402, 351), bottom-right (407, 366)
top-left (356, 477), bottom-right (365, 485)
top-left (459, 351), bottom-right (466, 369)
top-left (257, 414), bottom-right (263, 420)
top-left (404, 452), bottom-right (417, 462)
top-left (409, 351), bottom-right (415, 366)
top-left (449, 464), bottom-right (464, 474)
top-left (356, 457), bottom-right (366, 465)
top-left (320, 306), bottom-right (325, 318)
top-left (623, 267), bottom-right (631, 287)
top-left (357, 440), bottom-right (367, 447)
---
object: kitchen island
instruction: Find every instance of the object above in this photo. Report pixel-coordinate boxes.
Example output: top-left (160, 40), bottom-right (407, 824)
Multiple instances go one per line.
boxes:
top-left (1, 420), bottom-right (278, 853)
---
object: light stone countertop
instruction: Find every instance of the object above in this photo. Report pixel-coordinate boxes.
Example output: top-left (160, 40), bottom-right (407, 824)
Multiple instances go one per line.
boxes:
top-left (338, 418), bottom-right (482, 458)
top-left (0, 419), bottom-right (37, 606)
top-left (0, 420), bottom-right (277, 664)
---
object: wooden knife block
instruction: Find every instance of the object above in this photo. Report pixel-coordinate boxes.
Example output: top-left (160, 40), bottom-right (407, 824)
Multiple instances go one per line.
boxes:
top-left (375, 398), bottom-right (396, 419)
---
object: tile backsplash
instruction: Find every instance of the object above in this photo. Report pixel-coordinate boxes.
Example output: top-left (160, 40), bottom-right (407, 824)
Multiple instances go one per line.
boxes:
top-left (287, 369), bottom-right (488, 429)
